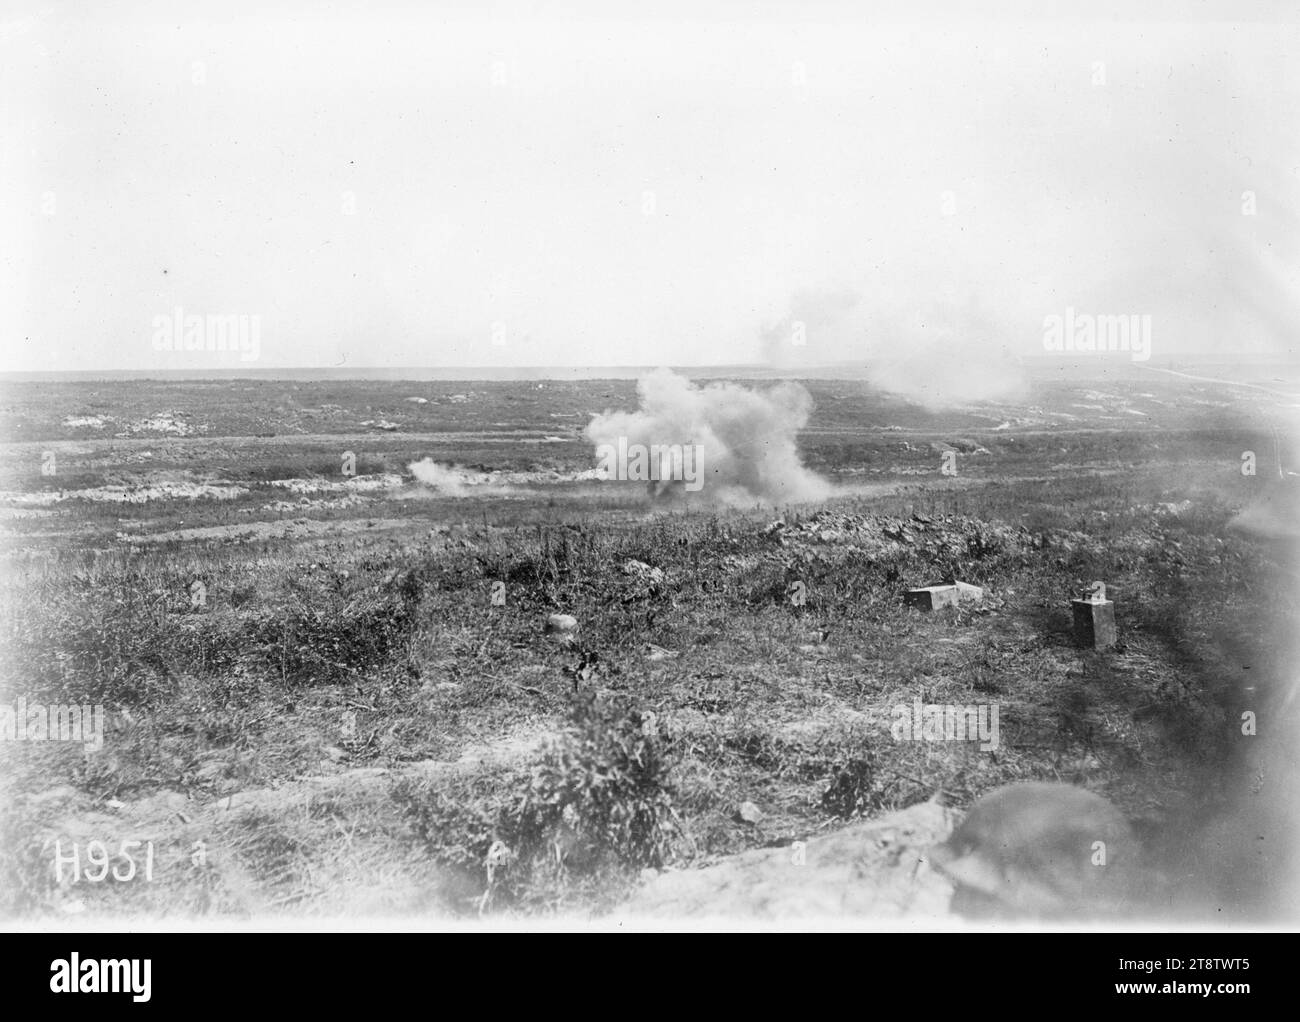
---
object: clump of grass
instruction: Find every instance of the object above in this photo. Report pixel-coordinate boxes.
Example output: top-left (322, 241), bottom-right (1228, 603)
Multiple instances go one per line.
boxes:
top-left (396, 692), bottom-right (681, 914)
top-left (820, 756), bottom-right (879, 819)
top-left (3, 554), bottom-right (426, 706)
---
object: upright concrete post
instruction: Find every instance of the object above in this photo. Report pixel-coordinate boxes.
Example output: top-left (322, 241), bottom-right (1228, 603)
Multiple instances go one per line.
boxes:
top-left (1072, 581), bottom-right (1116, 649)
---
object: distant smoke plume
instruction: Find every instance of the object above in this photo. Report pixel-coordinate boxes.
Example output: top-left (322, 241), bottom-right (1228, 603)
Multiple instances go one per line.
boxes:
top-left (861, 298), bottom-right (1028, 408)
top-left (407, 459), bottom-right (495, 496)
top-left (760, 287), bottom-right (1027, 410)
top-left (585, 368), bottom-right (830, 505)
top-left (1227, 412), bottom-right (1300, 541)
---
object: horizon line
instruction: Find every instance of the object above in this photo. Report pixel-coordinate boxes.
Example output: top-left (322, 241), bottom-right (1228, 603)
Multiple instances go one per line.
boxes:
top-left (5, 353), bottom-right (1294, 384)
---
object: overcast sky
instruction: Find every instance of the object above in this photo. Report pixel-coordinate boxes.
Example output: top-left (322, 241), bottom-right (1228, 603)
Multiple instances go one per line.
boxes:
top-left (2, 1), bottom-right (1297, 372)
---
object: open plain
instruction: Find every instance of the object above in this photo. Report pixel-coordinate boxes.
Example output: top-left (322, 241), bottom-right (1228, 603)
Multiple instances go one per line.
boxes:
top-left (1, 367), bottom-right (1296, 923)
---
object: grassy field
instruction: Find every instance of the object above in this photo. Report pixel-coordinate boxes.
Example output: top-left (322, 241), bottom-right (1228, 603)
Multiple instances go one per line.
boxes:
top-left (0, 371), bottom-right (1294, 921)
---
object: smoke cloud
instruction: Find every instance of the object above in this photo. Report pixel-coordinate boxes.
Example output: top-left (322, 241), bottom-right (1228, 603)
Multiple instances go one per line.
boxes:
top-left (407, 459), bottom-right (496, 496)
top-left (585, 368), bottom-right (831, 505)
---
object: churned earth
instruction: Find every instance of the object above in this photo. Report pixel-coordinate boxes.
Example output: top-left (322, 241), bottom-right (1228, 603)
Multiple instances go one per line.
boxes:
top-left (1, 371), bottom-right (1295, 924)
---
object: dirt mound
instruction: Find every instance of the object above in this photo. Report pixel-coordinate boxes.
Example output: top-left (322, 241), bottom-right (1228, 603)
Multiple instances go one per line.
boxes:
top-left (617, 799), bottom-right (957, 922)
top-left (770, 510), bottom-right (1032, 561)
top-left (5, 730), bottom-right (549, 920)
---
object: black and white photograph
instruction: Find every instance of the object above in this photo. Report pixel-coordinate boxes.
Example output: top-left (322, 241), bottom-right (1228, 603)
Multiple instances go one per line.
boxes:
top-left (0, 0), bottom-right (1297, 969)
